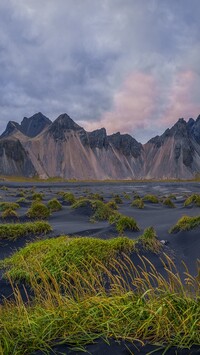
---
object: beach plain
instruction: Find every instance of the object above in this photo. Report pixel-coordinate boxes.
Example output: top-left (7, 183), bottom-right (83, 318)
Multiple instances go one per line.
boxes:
top-left (0, 181), bottom-right (199, 354)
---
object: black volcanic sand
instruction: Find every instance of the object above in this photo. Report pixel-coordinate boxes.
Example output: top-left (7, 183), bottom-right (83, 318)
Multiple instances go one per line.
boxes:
top-left (0, 181), bottom-right (200, 354)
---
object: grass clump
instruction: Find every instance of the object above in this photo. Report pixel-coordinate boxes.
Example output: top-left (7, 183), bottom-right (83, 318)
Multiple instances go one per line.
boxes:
top-left (112, 194), bottom-right (123, 204)
top-left (123, 192), bottom-right (131, 200)
top-left (106, 200), bottom-right (118, 210)
top-left (143, 194), bottom-right (159, 203)
top-left (109, 213), bottom-right (139, 234)
top-left (72, 199), bottom-right (116, 222)
top-left (31, 192), bottom-right (44, 201)
top-left (163, 197), bottom-right (175, 208)
top-left (0, 221), bottom-right (52, 240)
top-left (87, 192), bottom-right (104, 201)
top-left (170, 215), bottom-right (200, 233)
top-left (137, 227), bottom-right (161, 252)
top-left (0, 185), bottom-right (8, 190)
top-left (131, 198), bottom-right (144, 209)
top-left (1, 236), bottom-right (134, 282)
top-left (47, 198), bottom-right (62, 212)
top-left (16, 197), bottom-right (29, 204)
top-left (184, 194), bottom-right (200, 207)
top-left (27, 201), bottom-right (50, 219)
top-left (91, 200), bottom-right (115, 221)
top-left (0, 202), bottom-right (20, 211)
top-left (1, 208), bottom-right (18, 219)
top-left (71, 198), bottom-right (91, 209)
top-left (63, 192), bottom-right (76, 204)
top-left (0, 254), bottom-right (199, 354)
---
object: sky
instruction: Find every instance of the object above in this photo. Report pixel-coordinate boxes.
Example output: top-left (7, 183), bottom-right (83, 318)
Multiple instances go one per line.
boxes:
top-left (0, 0), bottom-right (200, 143)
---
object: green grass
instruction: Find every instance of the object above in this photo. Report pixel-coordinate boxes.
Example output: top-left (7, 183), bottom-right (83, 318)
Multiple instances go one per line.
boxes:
top-left (0, 254), bottom-right (199, 354)
top-left (131, 198), bottom-right (144, 209)
top-left (123, 192), bottom-right (131, 200)
top-left (63, 192), bottom-right (76, 204)
top-left (0, 221), bottom-right (52, 240)
top-left (169, 215), bottom-right (200, 233)
top-left (184, 194), bottom-right (200, 207)
top-left (87, 192), bottom-right (104, 201)
top-left (143, 194), bottom-right (159, 203)
top-left (91, 200), bottom-right (115, 221)
top-left (163, 197), bottom-right (176, 208)
top-left (1, 208), bottom-right (18, 219)
top-left (109, 213), bottom-right (140, 234)
top-left (16, 197), bottom-right (29, 204)
top-left (27, 201), bottom-right (51, 219)
top-left (0, 202), bottom-right (20, 211)
top-left (1, 236), bottom-right (135, 282)
top-left (72, 199), bottom-right (140, 233)
top-left (47, 198), bottom-right (62, 212)
top-left (112, 194), bottom-right (123, 204)
top-left (72, 198), bottom-right (116, 222)
top-left (137, 227), bottom-right (161, 252)
top-left (106, 200), bottom-right (118, 210)
top-left (31, 192), bottom-right (44, 201)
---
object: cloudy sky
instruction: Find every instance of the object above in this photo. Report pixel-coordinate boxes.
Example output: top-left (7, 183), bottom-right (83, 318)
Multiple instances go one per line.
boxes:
top-left (0, 0), bottom-right (200, 142)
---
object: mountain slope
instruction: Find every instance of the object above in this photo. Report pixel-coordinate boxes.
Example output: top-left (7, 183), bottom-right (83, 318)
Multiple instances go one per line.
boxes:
top-left (22, 114), bottom-right (144, 179)
top-left (144, 118), bottom-right (200, 179)
top-left (1, 112), bottom-right (200, 179)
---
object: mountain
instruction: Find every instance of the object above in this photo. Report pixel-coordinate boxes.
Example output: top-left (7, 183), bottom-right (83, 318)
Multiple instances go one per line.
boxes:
top-left (1, 112), bottom-right (51, 139)
top-left (1, 112), bottom-right (200, 179)
top-left (144, 117), bottom-right (200, 179)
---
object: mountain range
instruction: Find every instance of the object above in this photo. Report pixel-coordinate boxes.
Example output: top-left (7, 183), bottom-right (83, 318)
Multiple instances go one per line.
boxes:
top-left (1, 112), bottom-right (200, 179)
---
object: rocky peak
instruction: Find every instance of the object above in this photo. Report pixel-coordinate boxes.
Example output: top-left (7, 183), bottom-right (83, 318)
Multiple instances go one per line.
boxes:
top-left (20, 112), bottom-right (51, 137)
top-left (171, 118), bottom-right (188, 138)
top-left (190, 114), bottom-right (200, 144)
top-left (48, 113), bottom-right (83, 141)
top-left (0, 121), bottom-right (21, 139)
top-left (108, 132), bottom-right (142, 158)
top-left (88, 128), bottom-right (109, 149)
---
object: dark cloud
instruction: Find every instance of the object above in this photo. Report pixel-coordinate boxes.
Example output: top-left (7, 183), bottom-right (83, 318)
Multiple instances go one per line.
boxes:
top-left (0, 0), bottom-right (200, 142)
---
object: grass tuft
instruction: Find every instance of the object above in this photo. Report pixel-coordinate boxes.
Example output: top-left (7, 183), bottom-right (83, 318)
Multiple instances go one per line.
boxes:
top-left (169, 215), bottom-right (200, 233)
top-left (0, 221), bottom-right (52, 240)
top-left (47, 198), bottom-right (62, 212)
top-left (137, 227), bottom-right (161, 252)
top-left (0, 254), bottom-right (199, 354)
top-left (184, 194), bottom-right (200, 207)
top-left (143, 194), bottom-right (159, 203)
top-left (27, 201), bottom-right (50, 219)
top-left (0, 202), bottom-right (20, 211)
top-left (131, 198), bottom-right (144, 209)
top-left (109, 213), bottom-right (140, 234)
top-left (163, 197), bottom-right (176, 208)
top-left (1, 236), bottom-right (134, 282)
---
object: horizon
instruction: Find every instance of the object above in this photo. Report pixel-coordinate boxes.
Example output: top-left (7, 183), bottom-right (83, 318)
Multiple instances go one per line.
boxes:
top-left (0, 0), bottom-right (200, 142)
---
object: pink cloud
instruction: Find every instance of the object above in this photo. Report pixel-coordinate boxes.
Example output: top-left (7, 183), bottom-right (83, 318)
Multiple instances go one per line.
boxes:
top-left (81, 70), bottom-right (200, 139)
top-left (82, 72), bottom-right (157, 134)
top-left (159, 70), bottom-right (200, 127)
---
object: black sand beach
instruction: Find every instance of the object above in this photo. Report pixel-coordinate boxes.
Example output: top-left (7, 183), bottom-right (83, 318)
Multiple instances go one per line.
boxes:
top-left (0, 181), bottom-right (200, 354)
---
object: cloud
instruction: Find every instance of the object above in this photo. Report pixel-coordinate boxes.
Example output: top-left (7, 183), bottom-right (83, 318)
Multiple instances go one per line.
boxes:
top-left (0, 0), bottom-right (200, 141)
top-left (159, 70), bottom-right (200, 127)
top-left (82, 72), bottom-right (157, 134)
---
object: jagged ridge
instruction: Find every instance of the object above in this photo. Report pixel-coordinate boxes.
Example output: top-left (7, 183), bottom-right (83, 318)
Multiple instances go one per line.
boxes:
top-left (1, 112), bottom-right (200, 179)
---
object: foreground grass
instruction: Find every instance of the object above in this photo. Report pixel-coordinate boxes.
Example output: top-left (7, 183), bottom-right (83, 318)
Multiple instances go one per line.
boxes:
top-left (170, 215), bottom-right (200, 233)
top-left (1, 236), bottom-right (135, 282)
top-left (0, 254), bottom-right (199, 354)
top-left (0, 221), bottom-right (52, 240)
